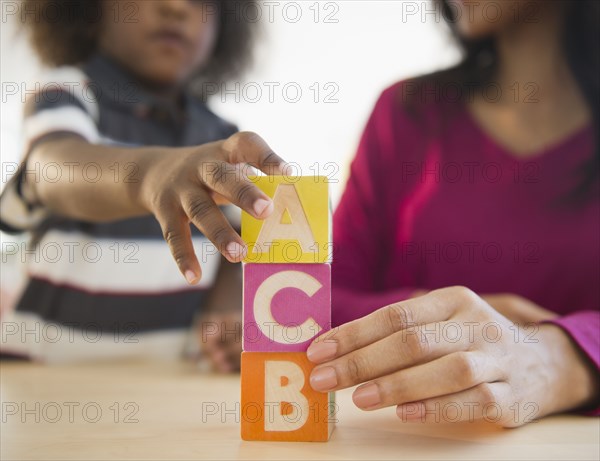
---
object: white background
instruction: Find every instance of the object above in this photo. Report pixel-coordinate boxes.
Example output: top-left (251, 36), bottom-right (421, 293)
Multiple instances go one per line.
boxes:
top-left (1, 0), bottom-right (460, 202)
top-left (0, 1), bottom-right (460, 307)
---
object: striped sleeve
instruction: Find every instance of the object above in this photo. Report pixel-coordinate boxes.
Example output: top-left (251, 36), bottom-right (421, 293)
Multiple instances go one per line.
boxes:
top-left (0, 66), bottom-right (100, 233)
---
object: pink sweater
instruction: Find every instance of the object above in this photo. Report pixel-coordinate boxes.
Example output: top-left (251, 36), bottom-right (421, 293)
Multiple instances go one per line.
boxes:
top-left (332, 82), bottom-right (599, 411)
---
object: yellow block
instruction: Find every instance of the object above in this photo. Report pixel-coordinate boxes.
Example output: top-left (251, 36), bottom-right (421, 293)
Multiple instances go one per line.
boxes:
top-left (242, 176), bottom-right (331, 263)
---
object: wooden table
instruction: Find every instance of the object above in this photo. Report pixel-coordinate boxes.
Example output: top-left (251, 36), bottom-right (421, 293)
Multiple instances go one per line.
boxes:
top-left (1, 360), bottom-right (598, 460)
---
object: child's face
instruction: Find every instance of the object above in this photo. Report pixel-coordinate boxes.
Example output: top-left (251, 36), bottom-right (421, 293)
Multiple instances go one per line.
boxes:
top-left (99, 0), bottom-right (218, 87)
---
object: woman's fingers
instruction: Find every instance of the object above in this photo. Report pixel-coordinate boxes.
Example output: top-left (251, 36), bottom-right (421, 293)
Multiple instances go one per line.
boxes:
top-left (180, 191), bottom-right (247, 263)
top-left (310, 321), bottom-right (477, 391)
top-left (350, 351), bottom-right (503, 411)
top-left (396, 382), bottom-right (511, 424)
top-left (154, 203), bottom-right (202, 284)
top-left (308, 286), bottom-right (479, 364)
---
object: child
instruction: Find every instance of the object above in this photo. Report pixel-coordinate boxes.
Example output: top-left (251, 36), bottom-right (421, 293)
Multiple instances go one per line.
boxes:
top-left (1, 0), bottom-right (284, 368)
top-left (307, 0), bottom-right (600, 423)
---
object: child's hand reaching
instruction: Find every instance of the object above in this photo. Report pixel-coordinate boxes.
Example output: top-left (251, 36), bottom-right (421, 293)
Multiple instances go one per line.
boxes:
top-left (26, 131), bottom-right (288, 284)
top-left (137, 131), bottom-right (288, 283)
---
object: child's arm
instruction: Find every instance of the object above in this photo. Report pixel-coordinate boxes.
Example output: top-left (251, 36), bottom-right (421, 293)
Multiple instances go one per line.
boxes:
top-left (20, 132), bottom-right (286, 283)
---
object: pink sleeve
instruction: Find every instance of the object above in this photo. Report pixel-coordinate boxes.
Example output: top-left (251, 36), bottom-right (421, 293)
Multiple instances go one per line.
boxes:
top-left (332, 85), bottom-right (421, 326)
top-left (545, 311), bottom-right (600, 415)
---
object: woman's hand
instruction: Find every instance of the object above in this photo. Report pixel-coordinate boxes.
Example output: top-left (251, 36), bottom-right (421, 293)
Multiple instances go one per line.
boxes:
top-left (479, 293), bottom-right (558, 324)
top-left (307, 287), bottom-right (598, 426)
top-left (409, 290), bottom-right (557, 324)
top-left (137, 131), bottom-right (288, 283)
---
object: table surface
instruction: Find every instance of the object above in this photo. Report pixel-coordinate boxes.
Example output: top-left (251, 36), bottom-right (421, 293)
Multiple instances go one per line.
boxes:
top-left (1, 360), bottom-right (598, 461)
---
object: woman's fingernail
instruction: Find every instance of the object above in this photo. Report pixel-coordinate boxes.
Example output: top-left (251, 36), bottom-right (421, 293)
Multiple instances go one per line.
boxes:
top-left (307, 340), bottom-right (338, 363)
top-left (185, 270), bottom-right (198, 284)
top-left (226, 242), bottom-right (247, 261)
top-left (353, 383), bottom-right (381, 409)
top-left (310, 367), bottom-right (337, 391)
top-left (396, 402), bottom-right (425, 421)
top-left (253, 198), bottom-right (273, 218)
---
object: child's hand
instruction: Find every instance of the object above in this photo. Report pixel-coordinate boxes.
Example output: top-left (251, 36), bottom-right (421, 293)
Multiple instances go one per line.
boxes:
top-left (137, 132), bottom-right (288, 283)
top-left (25, 132), bottom-right (284, 283)
top-left (197, 309), bottom-right (242, 373)
top-left (307, 287), bottom-right (598, 426)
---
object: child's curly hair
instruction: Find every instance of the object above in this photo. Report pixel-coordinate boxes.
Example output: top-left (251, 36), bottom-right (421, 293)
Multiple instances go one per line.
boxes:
top-left (20, 0), bottom-right (258, 83)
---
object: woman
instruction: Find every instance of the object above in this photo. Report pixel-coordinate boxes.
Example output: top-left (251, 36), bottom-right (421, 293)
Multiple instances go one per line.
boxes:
top-left (308, 0), bottom-right (599, 425)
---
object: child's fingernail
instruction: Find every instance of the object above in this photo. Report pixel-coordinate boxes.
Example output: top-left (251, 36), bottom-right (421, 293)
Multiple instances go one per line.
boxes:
top-left (185, 270), bottom-right (198, 284)
top-left (307, 340), bottom-right (338, 363)
top-left (253, 198), bottom-right (273, 218)
top-left (310, 367), bottom-right (337, 391)
top-left (353, 383), bottom-right (381, 409)
top-left (280, 162), bottom-right (293, 176)
top-left (226, 242), bottom-right (247, 261)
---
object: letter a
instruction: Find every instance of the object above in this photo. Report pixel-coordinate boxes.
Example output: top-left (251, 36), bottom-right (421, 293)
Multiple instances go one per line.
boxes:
top-left (253, 184), bottom-right (317, 253)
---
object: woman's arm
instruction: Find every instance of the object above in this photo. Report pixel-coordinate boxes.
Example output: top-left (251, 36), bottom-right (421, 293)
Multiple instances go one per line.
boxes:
top-left (544, 311), bottom-right (600, 415)
top-left (332, 84), bottom-right (425, 326)
top-left (538, 319), bottom-right (600, 416)
top-left (308, 287), bottom-right (599, 425)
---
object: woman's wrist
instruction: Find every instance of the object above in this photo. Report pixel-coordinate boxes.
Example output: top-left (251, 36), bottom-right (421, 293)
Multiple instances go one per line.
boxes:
top-left (535, 324), bottom-right (599, 416)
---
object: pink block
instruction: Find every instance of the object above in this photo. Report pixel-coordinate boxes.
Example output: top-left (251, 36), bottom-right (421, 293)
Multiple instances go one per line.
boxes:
top-left (243, 264), bottom-right (331, 352)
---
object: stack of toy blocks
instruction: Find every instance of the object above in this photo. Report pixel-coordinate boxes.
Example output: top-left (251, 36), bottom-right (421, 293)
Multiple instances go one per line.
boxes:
top-left (240, 175), bottom-right (334, 442)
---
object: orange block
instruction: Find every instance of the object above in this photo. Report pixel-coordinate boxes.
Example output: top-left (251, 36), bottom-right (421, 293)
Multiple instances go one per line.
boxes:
top-left (241, 352), bottom-right (335, 442)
